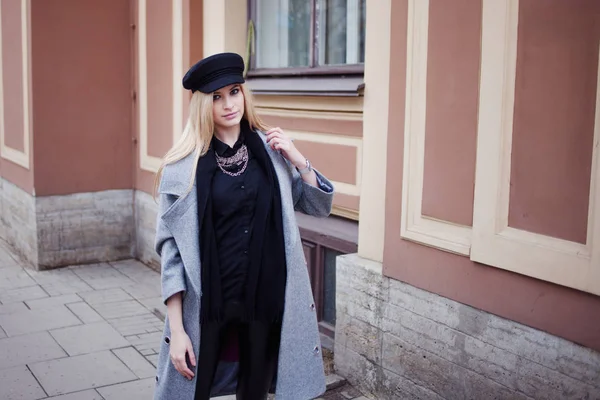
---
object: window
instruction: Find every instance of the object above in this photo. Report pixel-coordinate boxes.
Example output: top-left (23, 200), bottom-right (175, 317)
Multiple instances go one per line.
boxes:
top-left (249, 0), bottom-right (366, 74)
top-left (296, 212), bottom-right (358, 349)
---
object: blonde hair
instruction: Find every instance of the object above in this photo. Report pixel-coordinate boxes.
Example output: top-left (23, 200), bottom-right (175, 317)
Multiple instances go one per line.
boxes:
top-left (154, 84), bottom-right (269, 198)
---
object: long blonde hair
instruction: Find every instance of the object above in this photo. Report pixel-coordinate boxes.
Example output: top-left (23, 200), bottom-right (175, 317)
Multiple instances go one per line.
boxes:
top-left (154, 84), bottom-right (269, 198)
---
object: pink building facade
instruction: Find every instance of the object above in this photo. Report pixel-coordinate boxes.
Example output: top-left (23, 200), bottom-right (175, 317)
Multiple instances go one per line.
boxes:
top-left (0, 1), bottom-right (598, 398)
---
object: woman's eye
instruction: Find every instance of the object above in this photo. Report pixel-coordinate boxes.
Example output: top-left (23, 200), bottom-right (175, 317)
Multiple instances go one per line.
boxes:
top-left (213, 95), bottom-right (220, 101)
top-left (231, 88), bottom-right (239, 95)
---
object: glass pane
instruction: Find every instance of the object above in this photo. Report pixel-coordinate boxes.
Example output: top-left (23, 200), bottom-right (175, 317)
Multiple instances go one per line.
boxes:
top-left (317, 0), bottom-right (366, 66)
top-left (323, 248), bottom-right (342, 325)
top-left (255, 0), bottom-right (311, 68)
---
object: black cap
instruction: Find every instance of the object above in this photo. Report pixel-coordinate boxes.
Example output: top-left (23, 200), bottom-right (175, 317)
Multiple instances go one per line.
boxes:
top-left (182, 52), bottom-right (245, 94)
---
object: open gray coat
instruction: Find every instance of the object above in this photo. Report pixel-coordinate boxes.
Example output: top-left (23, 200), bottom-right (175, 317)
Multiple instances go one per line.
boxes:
top-left (153, 131), bottom-right (334, 400)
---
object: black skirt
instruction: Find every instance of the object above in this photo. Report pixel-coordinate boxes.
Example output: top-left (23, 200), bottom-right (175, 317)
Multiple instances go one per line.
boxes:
top-left (194, 302), bottom-right (281, 400)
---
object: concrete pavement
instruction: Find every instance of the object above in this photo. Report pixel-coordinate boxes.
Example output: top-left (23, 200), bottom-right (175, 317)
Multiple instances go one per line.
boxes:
top-left (0, 240), bottom-right (365, 400)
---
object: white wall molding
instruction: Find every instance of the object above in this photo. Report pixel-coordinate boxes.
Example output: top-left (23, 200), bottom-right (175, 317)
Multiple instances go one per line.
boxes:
top-left (400, 0), bottom-right (472, 256)
top-left (138, 0), bottom-right (162, 173)
top-left (471, 0), bottom-right (600, 295)
top-left (172, 0), bottom-right (183, 143)
top-left (0, 0), bottom-right (31, 170)
top-left (286, 130), bottom-right (362, 197)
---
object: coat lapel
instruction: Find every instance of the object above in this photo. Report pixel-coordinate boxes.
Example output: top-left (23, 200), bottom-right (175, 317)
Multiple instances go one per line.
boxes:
top-left (158, 152), bottom-right (202, 296)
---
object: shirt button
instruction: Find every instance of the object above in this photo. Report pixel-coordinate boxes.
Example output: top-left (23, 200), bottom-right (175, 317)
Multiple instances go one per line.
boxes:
top-left (313, 346), bottom-right (320, 355)
top-left (241, 185), bottom-right (245, 190)
top-left (244, 229), bottom-right (248, 234)
top-left (244, 250), bottom-right (248, 255)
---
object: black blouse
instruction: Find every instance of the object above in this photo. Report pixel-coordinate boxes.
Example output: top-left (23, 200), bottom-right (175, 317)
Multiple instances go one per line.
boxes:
top-left (210, 130), bottom-right (267, 302)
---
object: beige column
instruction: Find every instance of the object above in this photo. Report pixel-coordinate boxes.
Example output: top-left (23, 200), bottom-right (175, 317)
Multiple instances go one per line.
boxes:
top-left (357, 0), bottom-right (392, 263)
top-left (202, 0), bottom-right (247, 57)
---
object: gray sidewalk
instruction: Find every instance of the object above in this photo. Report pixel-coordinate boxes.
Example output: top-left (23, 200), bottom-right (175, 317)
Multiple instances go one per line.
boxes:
top-left (0, 240), bottom-right (365, 400)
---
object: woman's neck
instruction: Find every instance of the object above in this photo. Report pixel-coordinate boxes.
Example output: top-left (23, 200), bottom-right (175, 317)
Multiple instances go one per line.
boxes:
top-left (214, 124), bottom-right (241, 148)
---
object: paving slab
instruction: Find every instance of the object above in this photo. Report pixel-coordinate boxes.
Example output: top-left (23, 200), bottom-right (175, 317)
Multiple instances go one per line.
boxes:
top-left (0, 302), bottom-right (28, 315)
top-left (96, 377), bottom-right (155, 400)
top-left (112, 347), bottom-right (156, 379)
top-left (0, 365), bottom-right (47, 400)
top-left (91, 299), bottom-right (149, 320)
top-left (65, 302), bottom-right (104, 324)
top-left (0, 285), bottom-right (48, 304)
top-left (50, 322), bottom-right (130, 356)
top-left (71, 263), bottom-right (136, 290)
top-left (44, 389), bottom-right (104, 400)
top-left (25, 267), bottom-right (91, 286)
top-left (25, 294), bottom-right (81, 310)
top-left (124, 331), bottom-right (162, 354)
top-left (29, 350), bottom-right (137, 397)
top-left (110, 260), bottom-right (159, 285)
top-left (121, 283), bottom-right (162, 300)
top-left (0, 305), bottom-right (81, 336)
top-left (138, 296), bottom-right (166, 316)
top-left (0, 267), bottom-right (37, 290)
top-left (108, 312), bottom-right (164, 336)
top-left (26, 268), bottom-right (93, 296)
top-left (0, 331), bottom-right (67, 369)
top-left (146, 353), bottom-right (159, 367)
top-left (78, 288), bottom-right (133, 305)
top-left (0, 246), bottom-right (19, 269)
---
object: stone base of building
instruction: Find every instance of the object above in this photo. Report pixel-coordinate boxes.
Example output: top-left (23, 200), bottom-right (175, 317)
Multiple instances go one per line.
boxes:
top-left (135, 190), bottom-right (160, 272)
top-left (334, 254), bottom-right (600, 400)
top-left (0, 178), bottom-right (38, 266)
top-left (0, 178), bottom-right (135, 269)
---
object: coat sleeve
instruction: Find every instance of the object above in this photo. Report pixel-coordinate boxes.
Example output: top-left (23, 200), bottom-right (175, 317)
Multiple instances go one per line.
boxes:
top-left (155, 193), bottom-right (187, 304)
top-left (288, 160), bottom-right (335, 218)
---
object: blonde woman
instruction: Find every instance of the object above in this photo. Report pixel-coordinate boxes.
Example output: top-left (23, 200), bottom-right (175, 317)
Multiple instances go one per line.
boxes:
top-left (153, 53), bottom-right (334, 400)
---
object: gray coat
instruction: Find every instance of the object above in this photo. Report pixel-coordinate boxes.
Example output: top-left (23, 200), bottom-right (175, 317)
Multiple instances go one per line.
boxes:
top-left (153, 131), bottom-right (334, 400)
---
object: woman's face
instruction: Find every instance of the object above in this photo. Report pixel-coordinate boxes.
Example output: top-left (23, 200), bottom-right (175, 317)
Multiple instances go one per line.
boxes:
top-left (212, 84), bottom-right (245, 132)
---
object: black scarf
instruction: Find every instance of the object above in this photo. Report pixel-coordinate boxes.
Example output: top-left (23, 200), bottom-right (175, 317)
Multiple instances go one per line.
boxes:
top-left (197, 122), bottom-right (287, 323)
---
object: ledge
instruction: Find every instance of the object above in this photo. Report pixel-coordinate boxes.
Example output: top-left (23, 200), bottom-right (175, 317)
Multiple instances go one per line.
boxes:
top-left (246, 76), bottom-right (365, 97)
top-left (296, 212), bottom-right (358, 254)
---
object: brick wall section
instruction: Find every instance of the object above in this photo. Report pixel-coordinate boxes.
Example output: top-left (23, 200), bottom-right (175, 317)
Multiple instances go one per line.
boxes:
top-left (36, 190), bottom-right (135, 268)
top-left (0, 178), bottom-right (38, 266)
top-left (334, 254), bottom-right (600, 400)
top-left (134, 191), bottom-right (160, 272)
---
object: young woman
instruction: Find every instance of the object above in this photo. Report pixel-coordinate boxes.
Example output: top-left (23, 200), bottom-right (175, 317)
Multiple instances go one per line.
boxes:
top-left (153, 52), bottom-right (334, 400)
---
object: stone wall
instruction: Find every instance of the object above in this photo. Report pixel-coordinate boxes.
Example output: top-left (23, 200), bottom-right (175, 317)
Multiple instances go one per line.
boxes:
top-left (334, 254), bottom-right (600, 400)
top-left (36, 190), bottom-right (135, 268)
top-left (0, 179), bottom-right (38, 266)
top-left (135, 190), bottom-right (160, 272)
top-left (0, 179), bottom-right (135, 269)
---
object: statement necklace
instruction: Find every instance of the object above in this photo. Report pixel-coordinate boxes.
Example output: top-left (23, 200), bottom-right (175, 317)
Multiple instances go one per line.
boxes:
top-left (214, 144), bottom-right (249, 177)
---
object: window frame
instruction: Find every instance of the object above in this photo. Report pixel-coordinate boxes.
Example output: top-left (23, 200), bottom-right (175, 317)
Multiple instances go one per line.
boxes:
top-left (247, 0), bottom-right (365, 77)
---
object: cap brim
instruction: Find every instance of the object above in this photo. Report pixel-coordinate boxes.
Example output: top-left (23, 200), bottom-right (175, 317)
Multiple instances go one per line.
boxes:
top-left (198, 75), bottom-right (245, 94)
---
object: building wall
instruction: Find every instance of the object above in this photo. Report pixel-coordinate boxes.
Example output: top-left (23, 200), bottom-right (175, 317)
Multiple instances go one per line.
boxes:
top-left (383, 0), bottom-right (600, 351)
top-left (30, 0), bottom-right (133, 196)
top-left (258, 97), bottom-right (363, 220)
top-left (133, 0), bottom-right (201, 196)
top-left (336, 0), bottom-right (600, 398)
top-left (335, 254), bottom-right (600, 400)
top-left (0, 0), bottom-right (34, 193)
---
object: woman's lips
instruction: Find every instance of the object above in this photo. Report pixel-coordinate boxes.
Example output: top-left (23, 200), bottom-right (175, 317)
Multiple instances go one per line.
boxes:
top-left (223, 111), bottom-right (238, 120)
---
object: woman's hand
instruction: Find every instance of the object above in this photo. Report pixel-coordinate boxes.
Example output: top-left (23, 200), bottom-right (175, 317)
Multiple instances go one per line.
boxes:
top-left (266, 127), bottom-right (305, 169)
top-left (169, 329), bottom-right (196, 380)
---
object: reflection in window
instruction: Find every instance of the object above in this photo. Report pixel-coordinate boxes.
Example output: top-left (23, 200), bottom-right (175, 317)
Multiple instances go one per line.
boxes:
top-left (254, 0), bottom-right (366, 69)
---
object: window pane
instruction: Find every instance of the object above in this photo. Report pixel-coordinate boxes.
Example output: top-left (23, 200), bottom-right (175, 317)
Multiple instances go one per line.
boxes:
top-left (255, 0), bottom-right (311, 68)
top-left (323, 248), bottom-right (341, 325)
top-left (317, 0), bottom-right (366, 66)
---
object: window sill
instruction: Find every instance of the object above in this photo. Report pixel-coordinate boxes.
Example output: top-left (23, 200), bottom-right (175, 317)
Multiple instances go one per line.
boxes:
top-left (246, 76), bottom-right (365, 97)
top-left (296, 212), bottom-right (358, 254)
